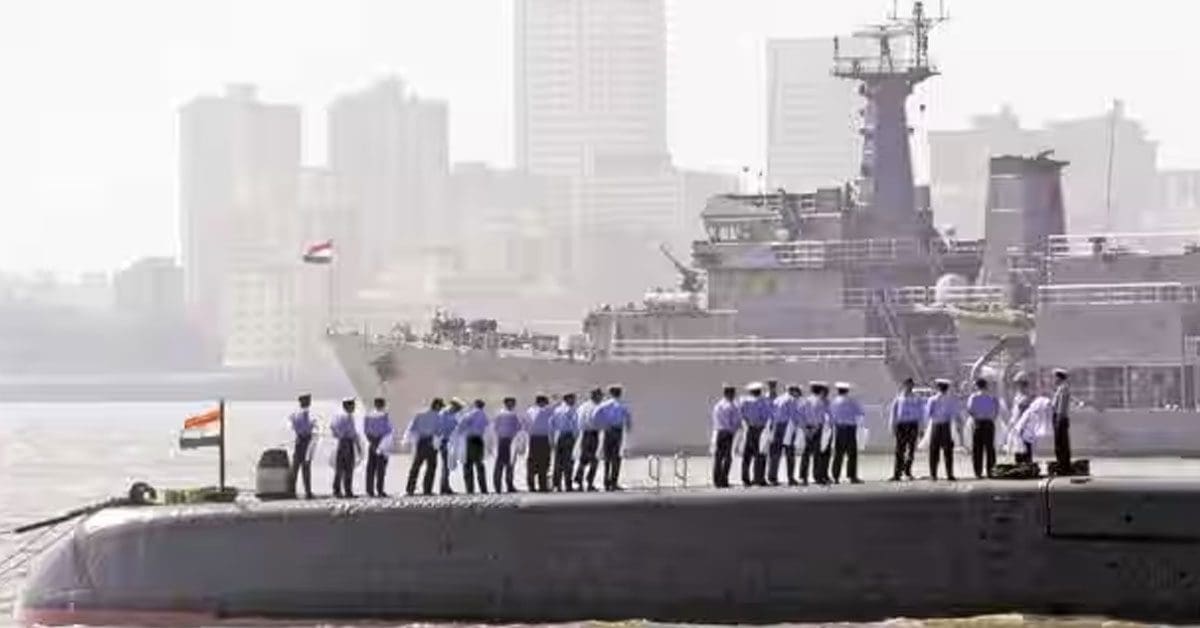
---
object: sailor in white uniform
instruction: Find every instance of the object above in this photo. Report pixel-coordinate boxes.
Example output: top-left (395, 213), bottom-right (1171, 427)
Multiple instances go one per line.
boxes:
top-left (437, 399), bottom-right (463, 495)
top-left (765, 380), bottom-right (792, 486)
top-left (966, 378), bottom-right (1001, 479)
top-left (330, 397), bottom-right (361, 498)
top-left (525, 395), bottom-right (555, 492)
top-left (1052, 368), bottom-right (1073, 473)
top-left (573, 388), bottom-right (604, 491)
top-left (829, 383), bottom-right (865, 484)
top-left (775, 384), bottom-right (805, 486)
top-left (1010, 373), bottom-right (1035, 464)
top-left (738, 382), bottom-right (771, 487)
top-left (710, 384), bottom-right (740, 488)
top-left (405, 397), bottom-right (444, 496)
top-left (289, 393), bottom-right (315, 499)
top-left (888, 378), bottom-right (923, 481)
top-left (925, 379), bottom-right (963, 481)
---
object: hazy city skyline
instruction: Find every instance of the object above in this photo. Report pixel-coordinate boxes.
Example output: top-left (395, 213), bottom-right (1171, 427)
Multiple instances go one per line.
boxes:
top-left (2, 0), bottom-right (1198, 274)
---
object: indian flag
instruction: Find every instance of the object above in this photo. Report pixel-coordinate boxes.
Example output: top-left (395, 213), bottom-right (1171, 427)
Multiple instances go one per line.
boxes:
top-left (302, 239), bottom-right (334, 264)
top-left (179, 406), bottom-right (222, 449)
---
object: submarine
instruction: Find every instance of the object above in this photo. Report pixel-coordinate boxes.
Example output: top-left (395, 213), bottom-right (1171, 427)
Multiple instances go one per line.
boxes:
top-left (15, 477), bottom-right (1200, 625)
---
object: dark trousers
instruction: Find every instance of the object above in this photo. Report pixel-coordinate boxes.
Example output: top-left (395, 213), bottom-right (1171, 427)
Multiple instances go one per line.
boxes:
top-left (291, 435), bottom-right (313, 498)
top-left (494, 437), bottom-right (516, 492)
top-left (831, 425), bottom-right (858, 482)
top-left (1015, 441), bottom-right (1034, 464)
top-left (553, 433), bottom-right (577, 491)
top-left (799, 426), bottom-right (825, 484)
top-left (528, 435), bottom-right (551, 492)
top-left (766, 423), bottom-right (790, 484)
top-left (602, 427), bottom-right (624, 490)
top-left (574, 430), bottom-right (600, 489)
top-left (1054, 417), bottom-right (1072, 470)
top-left (365, 435), bottom-right (388, 496)
top-left (741, 425), bottom-right (765, 486)
top-left (892, 422), bottom-right (919, 479)
top-left (333, 438), bottom-right (356, 497)
top-left (406, 436), bottom-right (437, 495)
top-left (713, 430), bottom-right (735, 487)
top-left (929, 423), bottom-right (955, 479)
top-left (971, 419), bottom-right (997, 478)
top-left (438, 441), bottom-right (454, 494)
top-left (463, 435), bottom-right (487, 494)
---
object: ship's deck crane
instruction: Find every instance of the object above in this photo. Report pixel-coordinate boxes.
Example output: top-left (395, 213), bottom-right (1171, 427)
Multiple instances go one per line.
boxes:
top-left (659, 243), bottom-right (704, 294)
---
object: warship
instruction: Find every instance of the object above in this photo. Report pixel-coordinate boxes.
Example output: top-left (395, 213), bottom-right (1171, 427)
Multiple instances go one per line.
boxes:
top-left (329, 2), bottom-right (1200, 456)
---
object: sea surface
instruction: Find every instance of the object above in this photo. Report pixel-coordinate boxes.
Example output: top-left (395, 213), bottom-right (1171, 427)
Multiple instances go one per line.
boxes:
top-left (1, 400), bottom-right (1196, 627)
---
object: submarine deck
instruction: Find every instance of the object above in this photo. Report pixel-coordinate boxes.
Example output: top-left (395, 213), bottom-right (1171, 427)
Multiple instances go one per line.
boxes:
top-left (19, 477), bottom-right (1200, 626)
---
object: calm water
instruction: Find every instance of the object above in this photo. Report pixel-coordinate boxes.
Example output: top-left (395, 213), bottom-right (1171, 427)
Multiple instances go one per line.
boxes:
top-left (1, 400), bottom-right (1195, 627)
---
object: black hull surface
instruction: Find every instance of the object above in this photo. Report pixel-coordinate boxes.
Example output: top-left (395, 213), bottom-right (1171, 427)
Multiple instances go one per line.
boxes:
top-left (17, 478), bottom-right (1200, 625)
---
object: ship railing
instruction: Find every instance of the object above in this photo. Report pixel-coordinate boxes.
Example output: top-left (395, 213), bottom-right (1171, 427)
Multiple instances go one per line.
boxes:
top-left (609, 337), bottom-right (890, 362)
top-left (773, 238), bottom-right (924, 268)
top-left (844, 285), bottom-right (1008, 310)
top-left (1045, 232), bottom-right (1200, 259)
top-left (1037, 282), bottom-right (1200, 306)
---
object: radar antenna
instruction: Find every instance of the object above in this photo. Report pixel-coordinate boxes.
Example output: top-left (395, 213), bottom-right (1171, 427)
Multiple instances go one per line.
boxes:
top-left (659, 243), bottom-right (704, 294)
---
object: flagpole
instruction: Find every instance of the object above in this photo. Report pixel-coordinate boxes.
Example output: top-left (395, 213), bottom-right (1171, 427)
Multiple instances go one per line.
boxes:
top-left (328, 260), bottom-right (336, 325)
top-left (218, 399), bottom-right (226, 491)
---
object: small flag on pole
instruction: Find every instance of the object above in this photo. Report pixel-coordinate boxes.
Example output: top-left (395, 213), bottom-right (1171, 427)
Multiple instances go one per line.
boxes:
top-left (179, 406), bottom-right (222, 449)
top-left (302, 240), bottom-right (334, 264)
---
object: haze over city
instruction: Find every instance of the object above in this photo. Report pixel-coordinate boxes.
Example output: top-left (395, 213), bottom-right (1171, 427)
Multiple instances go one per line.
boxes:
top-left (1, 0), bottom-right (1198, 274)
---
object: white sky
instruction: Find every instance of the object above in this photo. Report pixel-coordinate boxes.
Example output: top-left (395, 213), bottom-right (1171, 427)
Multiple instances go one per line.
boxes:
top-left (0, 0), bottom-right (1196, 275)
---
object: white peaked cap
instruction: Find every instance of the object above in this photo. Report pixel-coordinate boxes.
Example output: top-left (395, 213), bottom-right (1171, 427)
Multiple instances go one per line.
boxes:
top-left (934, 378), bottom-right (952, 386)
top-left (835, 382), bottom-right (852, 390)
top-left (341, 397), bottom-right (356, 404)
top-left (1053, 368), bottom-right (1069, 376)
top-left (746, 382), bottom-right (764, 391)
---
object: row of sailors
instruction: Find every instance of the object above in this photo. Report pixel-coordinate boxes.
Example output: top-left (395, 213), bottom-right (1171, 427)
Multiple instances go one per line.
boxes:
top-left (287, 387), bottom-right (633, 499)
top-left (711, 371), bottom-right (1071, 486)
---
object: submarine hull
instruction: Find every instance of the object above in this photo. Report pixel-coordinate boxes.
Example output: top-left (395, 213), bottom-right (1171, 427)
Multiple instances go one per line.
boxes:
top-left (17, 478), bottom-right (1200, 625)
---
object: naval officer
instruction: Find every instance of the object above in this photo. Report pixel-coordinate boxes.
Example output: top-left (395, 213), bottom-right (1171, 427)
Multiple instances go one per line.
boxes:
top-left (289, 394), bottom-right (315, 499)
top-left (331, 397), bottom-right (361, 498)
top-left (738, 382), bottom-right (771, 487)
top-left (405, 398), bottom-right (443, 496)
top-left (829, 383), bottom-right (865, 484)
top-left (799, 381), bottom-right (830, 486)
top-left (525, 395), bottom-right (555, 492)
top-left (551, 393), bottom-right (580, 491)
top-left (765, 381), bottom-right (793, 486)
top-left (1051, 368), bottom-right (1073, 473)
top-left (775, 384), bottom-right (805, 486)
top-left (458, 399), bottom-right (490, 494)
top-left (492, 397), bottom-right (522, 493)
top-left (888, 378), bottom-right (923, 481)
top-left (363, 397), bottom-right (394, 497)
top-left (710, 384), bottom-right (740, 488)
top-left (573, 388), bottom-right (604, 491)
top-left (925, 379), bottom-right (962, 481)
top-left (437, 398), bottom-right (464, 495)
top-left (1010, 373), bottom-right (1035, 464)
top-left (966, 378), bottom-right (1001, 479)
top-left (597, 385), bottom-right (632, 491)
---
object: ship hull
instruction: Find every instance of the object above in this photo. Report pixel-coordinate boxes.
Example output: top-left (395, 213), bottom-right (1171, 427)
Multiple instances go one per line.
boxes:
top-left (330, 334), bottom-right (1200, 456)
top-left (17, 478), bottom-right (1200, 625)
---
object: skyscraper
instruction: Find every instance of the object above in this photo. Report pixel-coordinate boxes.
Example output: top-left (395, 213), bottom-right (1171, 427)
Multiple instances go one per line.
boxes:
top-left (179, 84), bottom-right (301, 368)
top-left (327, 77), bottom-right (449, 279)
top-left (515, 0), bottom-right (668, 177)
top-left (767, 37), bottom-right (864, 193)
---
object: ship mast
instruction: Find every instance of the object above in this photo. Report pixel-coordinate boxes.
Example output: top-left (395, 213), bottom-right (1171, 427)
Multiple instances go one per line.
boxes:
top-left (833, 1), bottom-right (946, 240)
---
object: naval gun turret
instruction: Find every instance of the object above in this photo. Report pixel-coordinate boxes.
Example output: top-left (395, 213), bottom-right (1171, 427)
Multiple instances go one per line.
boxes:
top-left (659, 243), bottom-right (704, 294)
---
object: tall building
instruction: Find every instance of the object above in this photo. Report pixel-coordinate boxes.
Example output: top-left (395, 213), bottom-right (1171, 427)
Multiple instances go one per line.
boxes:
top-left (114, 257), bottom-right (184, 318)
top-left (929, 102), bottom-right (1159, 237)
top-left (1156, 170), bottom-right (1200, 231)
top-left (515, 0), bottom-right (668, 178)
top-left (766, 37), bottom-right (866, 193)
top-left (179, 84), bottom-right (302, 371)
top-left (327, 77), bottom-right (449, 280)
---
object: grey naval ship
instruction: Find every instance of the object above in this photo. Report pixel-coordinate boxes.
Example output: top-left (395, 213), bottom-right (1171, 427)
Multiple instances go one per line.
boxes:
top-left (331, 5), bottom-right (1200, 458)
top-left (17, 5), bottom-right (1200, 626)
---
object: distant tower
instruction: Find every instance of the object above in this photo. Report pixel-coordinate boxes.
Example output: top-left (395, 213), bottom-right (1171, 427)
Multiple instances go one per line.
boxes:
top-left (833, 1), bottom-right (944, 240)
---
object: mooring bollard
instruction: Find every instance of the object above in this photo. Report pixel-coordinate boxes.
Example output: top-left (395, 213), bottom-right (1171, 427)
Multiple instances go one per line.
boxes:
top-left (647, 455), bottom-right (662, 490)
top-left (673, 452), bottom-right (689, 488)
